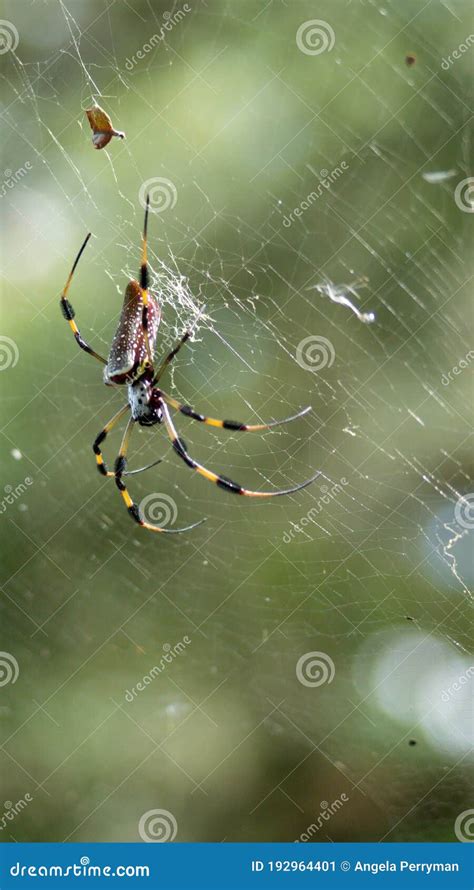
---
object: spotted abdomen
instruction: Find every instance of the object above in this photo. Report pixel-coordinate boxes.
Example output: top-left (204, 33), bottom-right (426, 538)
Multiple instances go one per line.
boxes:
top-left (104, 280), bottom-right (161, 385)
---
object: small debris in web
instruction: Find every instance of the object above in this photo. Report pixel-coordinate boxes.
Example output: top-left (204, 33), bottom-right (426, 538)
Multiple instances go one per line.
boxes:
top-left (85, 104), bottom-right (125, 150)
top-left (307, 277), bottom-right (375, 324)
top-left (421, 169), bottom-right (457, 184)
top-left (405, 53), bottom-right (416, 66)
top-left (11, 448), bottom-right (22, 460)
top-left (408, 739), bottom-right (417, 746)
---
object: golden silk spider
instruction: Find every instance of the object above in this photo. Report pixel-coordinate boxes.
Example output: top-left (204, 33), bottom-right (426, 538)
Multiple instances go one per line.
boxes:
top-left (59, 198), bottom-right (318, 533)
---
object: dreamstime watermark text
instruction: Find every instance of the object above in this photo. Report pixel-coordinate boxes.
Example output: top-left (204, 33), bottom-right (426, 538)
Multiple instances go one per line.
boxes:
top-left (441, 34), bottom-right (474, 70)
top-left (441, 349), bottom-right (474, 386)
top-left (295, 794), bottom-right (349, 841)
top-left (1, 477), bottom-right (33, 513)
top-left (282, 163), bottom-right (348, 228)
top-left (10, 859), bottom-right (150, 878)
top-left (0, 794), bottom-right (33, 831)
top-left (441, 667), bottom-right (474, 702)
top-left (125, 637), bottom-right (191, 701)
top-left (283, 477), bottom-right (348, 543)
top-left (0, 163), bottom-right (32, 198)
top-left (125, 5), bottom-right (191, 70)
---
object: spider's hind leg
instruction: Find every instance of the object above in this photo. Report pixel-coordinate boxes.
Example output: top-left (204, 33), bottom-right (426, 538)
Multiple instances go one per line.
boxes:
top-left (113, 418), bottom-right (205, 534)
top-left (160, 400), bottom-right (319, 498)
top-left (161, 390), bottom-right (311, 431)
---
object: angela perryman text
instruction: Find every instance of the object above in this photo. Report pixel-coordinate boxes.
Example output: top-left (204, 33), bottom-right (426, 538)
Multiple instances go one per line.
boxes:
top-left (353, 860), bottom-right (460, 875)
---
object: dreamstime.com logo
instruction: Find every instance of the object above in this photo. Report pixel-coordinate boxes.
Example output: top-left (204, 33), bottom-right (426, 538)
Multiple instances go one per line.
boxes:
top-left (139, 178), bottom-right (177, 213)
top-left (0, 652), bottom-right (19, 687)
top-left (0, 20), bottom-right (19, 54)
top-left (139, 492), bottom-right (178, 526)
top-left (296, 651), bottom-right (335, 688)
top-left (296, 20), bottom-right (335, 56)
top-left (139, 808), bottom-right (178, 842)
top-left (296, 335), bottom-right (335, 371)
top-left (9, 859), bottom-right (150, 878)
top-left (454, 177), bottom-right (474, 212)
top-left (454, 809), bottom-right (474, 842)
top-left (454, 493), bottom-right (474, 530)
top-left (0, 336), bottom-right (19, 370)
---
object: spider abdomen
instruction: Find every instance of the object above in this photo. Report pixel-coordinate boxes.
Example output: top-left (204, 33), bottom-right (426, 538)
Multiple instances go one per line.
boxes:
top-left (103, 281), bottom-right (161, 385)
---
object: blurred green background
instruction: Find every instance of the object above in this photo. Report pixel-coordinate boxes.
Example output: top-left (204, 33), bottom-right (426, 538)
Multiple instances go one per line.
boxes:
top-left (1, 0), bottom-right (473, 843)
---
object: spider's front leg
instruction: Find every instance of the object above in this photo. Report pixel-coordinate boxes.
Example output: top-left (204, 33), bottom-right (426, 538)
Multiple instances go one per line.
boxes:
top-left (60, 233), bottom-right (108, 365)
top-left (152, 306), bottom-right (205, 385)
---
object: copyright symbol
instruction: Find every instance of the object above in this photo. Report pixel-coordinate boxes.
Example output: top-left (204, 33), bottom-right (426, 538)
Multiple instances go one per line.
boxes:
top-left (340, 860), bottom-right (351, 871)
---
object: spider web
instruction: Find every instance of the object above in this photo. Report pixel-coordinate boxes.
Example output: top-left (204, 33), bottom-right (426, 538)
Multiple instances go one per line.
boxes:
top-left (0, 0), bottom-right (473, 846)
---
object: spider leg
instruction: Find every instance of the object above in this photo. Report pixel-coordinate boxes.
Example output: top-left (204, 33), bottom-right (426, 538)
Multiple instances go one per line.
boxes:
top-left (161, 390), bottom-right (311, 431)
top-left (139, 196), bottom-right (154, 365)
top-left (153, 306), bottom-right (205, 385)
top-left (121, 457), bottom-right (164, 477)
top-left (60, 233), bottom-right (107, 365)
top-left (93, 407), bottom-right (164, 478)
top-left (160, 399), bottom-right (320, 498)
top-left (114, 418), bottom-right (205, 534)
top-left (92, 404), bottom-right (130, 476)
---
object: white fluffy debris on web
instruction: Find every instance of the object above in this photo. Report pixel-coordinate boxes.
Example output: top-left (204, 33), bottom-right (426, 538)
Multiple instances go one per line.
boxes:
top-left (307, 277), bottom-right (375, 324)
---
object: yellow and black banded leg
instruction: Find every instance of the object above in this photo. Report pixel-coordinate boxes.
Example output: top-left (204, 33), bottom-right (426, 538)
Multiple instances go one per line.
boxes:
top-left (92, 404), bottom-right (130, 476)
top-left (161, 390), bottom-right (311, 431)
top-left (152, 307), bottom-right (205, 385)
top-left (160, 400), bottom-right (320, 498)
top-left (114, 418), bottom-right (205, 534)
top-left (60, 233), bottom-right (107, 366)
top-left (139, 196), bottom-right (154, 366)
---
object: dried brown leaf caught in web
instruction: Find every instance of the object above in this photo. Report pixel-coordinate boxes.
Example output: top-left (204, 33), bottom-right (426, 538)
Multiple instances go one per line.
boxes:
top-left (85, 104), bottom-right (125, 150)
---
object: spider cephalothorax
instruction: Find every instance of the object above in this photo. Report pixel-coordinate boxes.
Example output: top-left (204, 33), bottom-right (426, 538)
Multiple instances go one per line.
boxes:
top-left (128, 377), bottom-right (163, 426)
top-left (59, 197), bottom-right (318, 534)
